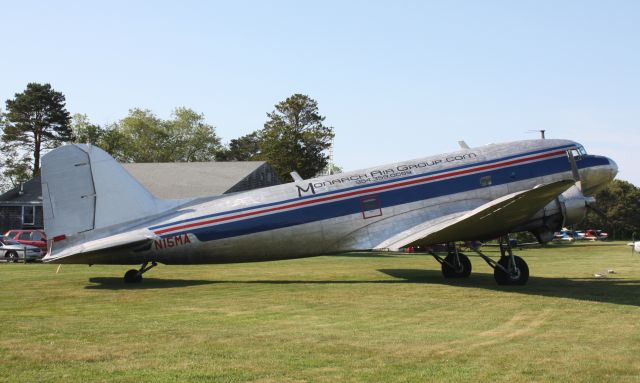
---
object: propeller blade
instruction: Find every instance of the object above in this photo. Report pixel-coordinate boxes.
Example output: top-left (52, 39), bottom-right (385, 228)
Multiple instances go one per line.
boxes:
top-left (567, 150), bottom-right (582, 191)
top-left (586, 203), bottom-right (608, 221)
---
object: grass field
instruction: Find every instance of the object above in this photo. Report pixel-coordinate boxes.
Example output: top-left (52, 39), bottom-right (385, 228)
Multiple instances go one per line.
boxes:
top-left (1, 241), bottom-right (639, 382)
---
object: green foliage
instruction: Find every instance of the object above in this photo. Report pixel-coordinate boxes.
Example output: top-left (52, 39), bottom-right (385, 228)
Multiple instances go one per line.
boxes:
top-left (581, 179), bottom-right (640, 240)
top-left (1, 83), bottom-right (72, 176)
top-left (260, 94), bottom-right (334, 180)
top-left (1, 86), bottom-right (334, 187)
top-left (112, 108), bottom-right (170, 162)
top-left (71, 113), bottom-right (104, 145)
top-left (218, 131), bottom-right (261, 161)
top-left (166, 107), bottom-right (223, 162)
top-left (99, 108), bottom-right (222, 163)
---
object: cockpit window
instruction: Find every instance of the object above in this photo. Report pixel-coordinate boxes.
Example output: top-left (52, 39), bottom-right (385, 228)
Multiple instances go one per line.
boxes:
top-left (568, 145), bottom-right (587, 161)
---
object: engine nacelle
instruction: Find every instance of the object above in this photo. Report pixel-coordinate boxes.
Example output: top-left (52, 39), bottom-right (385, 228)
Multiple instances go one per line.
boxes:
top-left (557, 186), bottom-right (590, 226)
top-left (512, 185), bottom-right (589, 243)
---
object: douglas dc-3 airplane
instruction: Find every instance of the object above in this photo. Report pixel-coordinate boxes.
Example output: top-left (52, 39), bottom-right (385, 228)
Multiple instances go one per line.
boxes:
top-left (41, 139), bottom-right (617, 285)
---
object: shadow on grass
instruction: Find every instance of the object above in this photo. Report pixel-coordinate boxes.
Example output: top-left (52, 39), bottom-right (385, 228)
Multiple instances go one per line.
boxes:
top-left (85, 277), bottom-right (406, 290)
top-left (87, 270), bottom-right (640, 307)
top-left (379, 269), bottom-right (640, 307)
top-left (86, 277), bottom-right (217, 290)
top-left (337, 252), bottom-right (397, 258)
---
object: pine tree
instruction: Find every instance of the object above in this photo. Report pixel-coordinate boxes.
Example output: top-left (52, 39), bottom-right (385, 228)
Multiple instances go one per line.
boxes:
top-left (260, 94), bottom-right (334, 180)
top-left (2, 83), bottom-right (72, 177)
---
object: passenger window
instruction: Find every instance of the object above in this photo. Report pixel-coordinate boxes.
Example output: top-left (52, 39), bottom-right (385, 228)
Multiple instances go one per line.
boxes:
top-left (480, 175), bottom-right (492, 187)
top-left (18, 232), bottom-right (31, 240)
top-left (32, 232), bottom-right (43, 241)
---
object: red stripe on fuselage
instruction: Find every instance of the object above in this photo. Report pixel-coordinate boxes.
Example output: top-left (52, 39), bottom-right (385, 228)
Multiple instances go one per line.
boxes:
top-left (154, 149), bottom-right (567, 235)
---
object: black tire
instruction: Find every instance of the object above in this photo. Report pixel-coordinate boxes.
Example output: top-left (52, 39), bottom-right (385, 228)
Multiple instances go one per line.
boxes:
top-left (441, 253), bottom-right (472, 278)
top-left (124, 269), bottom-right (142, 283)
top-left (494, 255), bottom-right (529, 285)
top-left (5, 251), bottom-right (19, 263)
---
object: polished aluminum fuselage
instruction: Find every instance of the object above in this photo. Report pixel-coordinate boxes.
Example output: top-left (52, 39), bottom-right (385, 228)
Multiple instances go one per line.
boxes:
top-left (43, 139), bottom-right (616, 265)
top-left (107, 139), bottom-right (613, 265)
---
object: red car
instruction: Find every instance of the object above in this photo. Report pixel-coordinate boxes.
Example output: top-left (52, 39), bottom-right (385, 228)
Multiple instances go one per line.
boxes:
top-left (3, 229), bottom-right (47, 251)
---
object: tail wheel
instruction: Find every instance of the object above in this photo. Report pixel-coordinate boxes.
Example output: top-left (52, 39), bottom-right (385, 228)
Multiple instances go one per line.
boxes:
top-left (124, 269), bottom-right (142, 283)
top-left (494, 256), bottom-right (529, 285)
top-left (442, 253), bottom-right (472, 278)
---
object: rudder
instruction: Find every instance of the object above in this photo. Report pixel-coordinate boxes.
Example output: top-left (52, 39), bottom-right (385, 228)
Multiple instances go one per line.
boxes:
top-left (41, 144), bottom-right (178, 240)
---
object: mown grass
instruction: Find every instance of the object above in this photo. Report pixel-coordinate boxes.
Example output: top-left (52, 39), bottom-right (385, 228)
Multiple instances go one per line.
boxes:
top-left (1, 242), bottom-right (639, 382)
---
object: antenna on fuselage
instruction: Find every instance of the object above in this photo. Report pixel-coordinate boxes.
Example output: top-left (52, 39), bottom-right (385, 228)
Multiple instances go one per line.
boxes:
top-left (526, 130), bottom-right (546, 139)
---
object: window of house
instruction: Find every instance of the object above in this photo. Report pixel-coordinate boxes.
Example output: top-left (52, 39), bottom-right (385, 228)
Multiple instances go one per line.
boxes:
top-left (22, 206), bottom-right (35, 225)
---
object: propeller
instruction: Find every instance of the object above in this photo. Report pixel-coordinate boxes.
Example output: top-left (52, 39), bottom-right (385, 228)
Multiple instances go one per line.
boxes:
top-left (567, 149), bottom-right (582, 192)
top-left (586, 203), bottom-right (608, 220)
top-left (567, 149), bottom-right (609, 222)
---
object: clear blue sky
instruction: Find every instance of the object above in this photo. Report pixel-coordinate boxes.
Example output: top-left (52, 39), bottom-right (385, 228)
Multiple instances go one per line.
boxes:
top-left (1, 1), bottom-right (638, 184)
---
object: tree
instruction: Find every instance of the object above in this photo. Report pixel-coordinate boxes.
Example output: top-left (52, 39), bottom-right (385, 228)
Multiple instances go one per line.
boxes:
top-left (260, 94), bottom-right (334, 180)
top-left (97, 126), bottom-right (128, 161)
top-left (2, 83), bottom-right (72, 176)
top-left (71, 113), bottom-right (104, 145)
top-left (100, 108), bottom-right (222, 163)
top-left (165, 107), bottom-right (222, 162)
top-left (218, 131), bottom-right (261, 161)
top-left (113, 108), bottom-right (168, 162)
top-left (581, 179), bottom-right (640, 240)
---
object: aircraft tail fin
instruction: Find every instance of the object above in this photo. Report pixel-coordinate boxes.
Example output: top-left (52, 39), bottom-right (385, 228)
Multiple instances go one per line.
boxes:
top-left (41, 144), bottom-right (182, 244)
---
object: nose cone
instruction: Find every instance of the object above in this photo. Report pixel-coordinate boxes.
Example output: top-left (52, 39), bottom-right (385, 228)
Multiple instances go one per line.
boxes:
top-left (580, 156), bottom-right (618, 196)
top-left (608, 157), bottom-right (618, 177)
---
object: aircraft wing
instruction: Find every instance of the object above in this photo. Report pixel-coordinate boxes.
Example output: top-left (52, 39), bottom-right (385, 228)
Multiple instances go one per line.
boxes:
top-left (374, 180), bottom-right (575, 250)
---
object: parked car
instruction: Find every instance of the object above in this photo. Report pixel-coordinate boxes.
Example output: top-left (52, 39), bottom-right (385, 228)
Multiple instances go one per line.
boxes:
top-left (0, 235), bottom-right (43, 262)
top-left (4, 229), bottom-right (47, 250)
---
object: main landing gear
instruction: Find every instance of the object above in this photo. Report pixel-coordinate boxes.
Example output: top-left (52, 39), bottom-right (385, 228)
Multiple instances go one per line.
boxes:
top-left (124, 262), bottom-right (157, 283)
top-left (429, 243), bottom-right (472, 278)
top-left (429, 238), bottom-right (530, 285)
top-left (471, 237), bottom-right (529, 285)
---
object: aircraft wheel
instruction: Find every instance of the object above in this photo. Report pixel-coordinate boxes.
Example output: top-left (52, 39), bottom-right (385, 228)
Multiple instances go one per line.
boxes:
top-left (124, 269), bottom-right (142, 283)
top-left (6, 251), bottom-right (19, 263)
top-left (442, 253), bottom-right (472, 278)
top-left (494, 256), bottom-right (529, 285)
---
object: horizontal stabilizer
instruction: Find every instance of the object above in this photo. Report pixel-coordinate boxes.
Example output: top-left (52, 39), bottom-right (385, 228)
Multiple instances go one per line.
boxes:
top-left (43, 230), bottom-right (157, 264)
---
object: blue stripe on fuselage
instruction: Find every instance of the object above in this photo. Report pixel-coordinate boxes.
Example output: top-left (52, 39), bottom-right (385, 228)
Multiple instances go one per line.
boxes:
top-left (163, 153), bottom-right (605, 243)
top-left (150, 144), bottom-right (577, 232)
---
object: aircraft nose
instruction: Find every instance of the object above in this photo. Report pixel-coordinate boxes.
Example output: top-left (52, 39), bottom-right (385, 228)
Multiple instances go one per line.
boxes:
top-left (607, 157), bottom-right (618, 177)
top-left (580, 156), bottom-right (618, 196)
